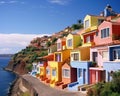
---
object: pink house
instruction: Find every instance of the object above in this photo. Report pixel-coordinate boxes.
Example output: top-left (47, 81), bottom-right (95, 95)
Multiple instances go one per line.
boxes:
top-left (56, 38), bottom-right (66, 51)
top-left (89, 18), bottom-right (120, 84)
top-left (94, 20), bottom-right (120, 45)
top-left (89, 45), bottom-right (107, 84)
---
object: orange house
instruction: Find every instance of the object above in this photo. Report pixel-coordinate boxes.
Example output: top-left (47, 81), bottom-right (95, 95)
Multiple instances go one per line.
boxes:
top-left (55, 60), bottom-right (77, 89)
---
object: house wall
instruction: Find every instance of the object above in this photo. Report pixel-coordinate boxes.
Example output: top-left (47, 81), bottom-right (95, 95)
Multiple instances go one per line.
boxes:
top-left (66, 34), bottom-right (81, 49)
top-left (94, 21), bottom-right (112, 45)
top-left (103, 61), bottom-right (120, 82)
top-left (84, 15), bottom-right (100, 32)
top-left (112, 24), bottom-right (120, 38)
top-left (90, 46), bottom-right (108, 67)
top-left (80, 47), bottom-right (90, 61)
top-left (89, 70), bottom-right (105, 84)
top-left (70, 61), bottom-right (92, 85)
top-left (62, 63), bottom-right (71, 84)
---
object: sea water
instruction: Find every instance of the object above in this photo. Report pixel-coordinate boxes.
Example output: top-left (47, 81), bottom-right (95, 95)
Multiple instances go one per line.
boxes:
top-left (0, 57), bottom-right (16, 96)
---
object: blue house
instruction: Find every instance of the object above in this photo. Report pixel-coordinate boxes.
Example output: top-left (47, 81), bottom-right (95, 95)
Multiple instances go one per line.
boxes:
top-left (68, 47), bottom-right (92, 91)
top-left (103, 44), bottom-right (120, 82)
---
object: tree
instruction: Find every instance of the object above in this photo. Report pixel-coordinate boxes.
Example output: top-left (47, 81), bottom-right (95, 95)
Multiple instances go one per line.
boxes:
top-left (46, 41), bottom-right (51, 47)
top-left (71, 19), bottom-right (83, 30)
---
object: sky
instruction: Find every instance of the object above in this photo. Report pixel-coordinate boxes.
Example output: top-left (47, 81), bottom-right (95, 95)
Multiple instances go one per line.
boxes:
top-left (0, 0), bottom-right (120, 54)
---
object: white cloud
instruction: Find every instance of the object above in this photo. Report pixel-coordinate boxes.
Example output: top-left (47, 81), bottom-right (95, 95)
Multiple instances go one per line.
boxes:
top-left (0, 33), bottom-right (50, 54)
top-left (0, 0), bottom-right (25, 5)
top-left (48, 0), bottom-right (71, 5)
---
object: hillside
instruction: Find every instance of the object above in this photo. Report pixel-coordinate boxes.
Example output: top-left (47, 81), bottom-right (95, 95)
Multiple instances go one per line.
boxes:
top-left (5, 24), bottom-right (82, 74)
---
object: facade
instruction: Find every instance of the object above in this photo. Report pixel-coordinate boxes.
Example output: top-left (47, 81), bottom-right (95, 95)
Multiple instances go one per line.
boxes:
top-left (54, 61), bottom-right (77, 89)
top-left (30, 62), bottom-right (38, 77)
top-left (48, 49), bottom-right (70, 87)
top-left (82, 15), bottom-right (105, 47)
top-left (89, 46), bottom-right (107, 84)
top-left (57, 38), bottom-right (66, 51)
top-left (38, 54), bottom-right (54, 81)
top-left (94, 21), bottom-right (120, 45)
top-left (103, 43), bottom-right (120, 82)
top-left (66, 33), bottom-right (81, 49)
top-left (68, 47), bottom-right (92, 91)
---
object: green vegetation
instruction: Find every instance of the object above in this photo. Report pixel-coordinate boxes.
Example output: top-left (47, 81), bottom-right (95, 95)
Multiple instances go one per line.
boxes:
top-left (87, 71), bottom-right (120, 96)
top-left (11, 46), bottom-right (48, 72)
top-left (71, 19), bottom-right (83, 30)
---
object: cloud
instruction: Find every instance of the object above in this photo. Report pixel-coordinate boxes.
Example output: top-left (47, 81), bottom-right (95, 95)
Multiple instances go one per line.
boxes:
top-left (0, 33), bottom-right (50, 54)
top-left (0, 0), bottom-right (25, 5)
top-left (48, 0), bottom-right (71, 5)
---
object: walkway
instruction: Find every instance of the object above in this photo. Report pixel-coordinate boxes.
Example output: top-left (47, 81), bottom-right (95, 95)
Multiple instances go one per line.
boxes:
top-left (22, 74), bottom-right (86, 96)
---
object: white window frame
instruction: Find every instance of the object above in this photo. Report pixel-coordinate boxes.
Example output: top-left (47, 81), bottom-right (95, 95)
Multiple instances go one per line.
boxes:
top-left (52, 69), bottom-right (56, 76)
top-left (101, 28), bottom-right (110, 38)
top-left (57, 43), bottom-right (61, 50)
top-left (113, 49), bottom-right (120, 60)
top-left (62, 69), bottom-right (70, 78)
top-left (85, 20), bottom-right (89, 29)
top-left (67, 39), bottom-right (72, 47)
top-left (86, 36), bottom-right (91, 43)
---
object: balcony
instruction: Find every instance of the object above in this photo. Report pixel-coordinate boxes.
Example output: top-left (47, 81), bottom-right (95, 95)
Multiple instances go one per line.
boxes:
top-left (82, 42), bottom-right (95, 47)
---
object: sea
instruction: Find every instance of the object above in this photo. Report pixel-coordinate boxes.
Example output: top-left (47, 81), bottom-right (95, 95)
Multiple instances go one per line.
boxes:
top-left (0, 57), bottom-right (16, 96)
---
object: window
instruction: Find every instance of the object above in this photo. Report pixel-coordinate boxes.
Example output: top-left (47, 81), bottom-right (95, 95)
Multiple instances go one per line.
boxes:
top-left (46, 68), bottom-right (50, 75)
top-left (85, 20), bottom-right (89, 29)
top-left (55, 53), bottom-right (61, 62)
top-left (72, 53), bottom-right (79, 61)
top-left (52, 69), bottom-right (56, 76)
top-left (101, 28), bottom-right (110, 38)
top-left (113, 49), bottom-right (120, 60)
top-left (102, 51), bottom-right (108, 60)
top-left (62, 69), bottom-right (70, 78)
top-left (78, 69), bottom-right (82, 77)
top-left (86, 36), bottom-right (90, 43)
top-left (67, 39), bottom-right (72, 47)
top-left (57, 43), bottom-right (61, 49)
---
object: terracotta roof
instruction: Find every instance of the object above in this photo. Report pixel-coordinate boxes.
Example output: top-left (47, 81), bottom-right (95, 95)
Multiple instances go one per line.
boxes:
top-left (92, 40), bottom-right (120, 48)
top-left (82, 29), bottom-right (97, 35)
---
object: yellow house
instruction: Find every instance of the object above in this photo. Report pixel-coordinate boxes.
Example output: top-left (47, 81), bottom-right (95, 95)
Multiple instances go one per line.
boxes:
top-left (84, 15), bottom-right (105, 32)
top-left (71, 46), bottom-right (90, 61)
top-left (82, 15), bottom-right (105, 47)
top-left (66, 33), bottom-right (81, 49)
top-left (48, 49), bottom-right (70, 87)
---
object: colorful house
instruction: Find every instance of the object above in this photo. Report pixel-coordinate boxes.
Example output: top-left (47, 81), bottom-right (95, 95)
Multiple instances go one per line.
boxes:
top-left (94, 20), bottom-right (120, 45)
top-left (48, 49), bottom-right (70, 87)
top-left (103, 41), bottom-right (120, 82)
top-left (30, 62), bottom-right (38, 77)
top-left (38, 54), bottom-right (54, 81)
top-left (66, 33), bottom-right (81, 49)
top-left (89, 6), bottom-right (120, 84)
top-left (82, 14), bottom-right (105, 47)
top-left (89, 45), bottom-right (107, 84)
top-left (54, 58), bottom-right (77, 89)
top-left (57, 38), bottom-right (66, 51)
top-left (68, 46), bottom-right (92, 91)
